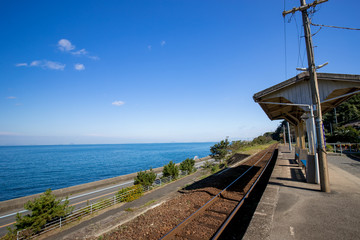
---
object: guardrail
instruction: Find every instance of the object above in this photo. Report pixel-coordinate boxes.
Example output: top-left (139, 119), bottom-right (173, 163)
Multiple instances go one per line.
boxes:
top-left (326, 142), bottom-right (360, 155)
top-left (15, 170), bottom-right (192, 240)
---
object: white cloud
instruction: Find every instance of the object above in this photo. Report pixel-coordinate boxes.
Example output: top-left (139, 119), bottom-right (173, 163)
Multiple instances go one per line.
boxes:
top-left (26, 60), bottom-right (65, 70)
top-left (161, 40), bottom-right (166, 46)
top-left (71, 49), bottom-right (88, 56)
top-left (15, 63), bottom-right (28, 67)
top-left (58, 39), bottom-right (98, 60)
top-left (58, 39), bottom-right (75, 52)
top-left (112, 101), bottom-right (125, 106)
top-left (15, 60), bottom-right (65, 70)
top-left (88, 55), bottom-right (100, 60)
top-left (44, 60), bottom-right (65, 70)
top-left (74, 63), bottom-right (85, 71)
top-left (30, 60), bottom-right (41, 66)
top-left (7, 96), bottom-right (16, 99)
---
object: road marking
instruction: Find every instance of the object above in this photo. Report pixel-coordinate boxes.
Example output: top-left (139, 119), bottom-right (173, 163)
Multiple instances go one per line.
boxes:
top-left (66, 180), bottom-right (133, 201)
top-left (70, 190), bottom-right (119, 207)
top-left (0, 210), bottom-right (27, 219)
top-left (0, 221), bottom-right (16, 229)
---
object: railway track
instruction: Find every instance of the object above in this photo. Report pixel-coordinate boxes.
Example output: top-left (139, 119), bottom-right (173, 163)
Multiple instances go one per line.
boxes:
top-left (160, 144), bottom-right (278, 240)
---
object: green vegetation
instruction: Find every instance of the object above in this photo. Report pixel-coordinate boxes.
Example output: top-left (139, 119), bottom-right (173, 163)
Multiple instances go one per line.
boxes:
top-left (117, 185), bottom-right (143, 202)
top-left (323, 95), bottom-right (360, 128)
top-left (228, 135), bottom-right (275, 155)
top-left (5, 189), bottom-right (72, 239)
top-left (180, 158), bottom-right (196, 174)
top-left (211, 164), bottom-right (220, 173)
top-left (323, 94), bottom-right (360, 143)
top-left (210, 139), bottom-right (230, 162)
top-left (144, 200), bottom-right (156, 207)
top-left (162, 160), bottom-right (179, 179)
top-left (202, 160), bottom-right (213, 169)
top-left (134, 168), bottom-right (157, 187)
top-left (326, 126), bottom-right (360, 143)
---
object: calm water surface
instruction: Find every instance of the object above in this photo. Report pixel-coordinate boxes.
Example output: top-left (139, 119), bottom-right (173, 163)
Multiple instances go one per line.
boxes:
top-left (0, 142), bottom-right (213, 201)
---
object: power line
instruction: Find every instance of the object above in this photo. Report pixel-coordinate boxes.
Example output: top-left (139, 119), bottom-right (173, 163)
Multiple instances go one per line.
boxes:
top-left (283, 0), bottom-right (288, 79)
top-left (311, 22), bottom-right (360, 31)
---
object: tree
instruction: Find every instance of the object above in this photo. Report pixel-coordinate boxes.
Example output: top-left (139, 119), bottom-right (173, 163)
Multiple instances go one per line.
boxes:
top-left (13, 189), bottom-right (72, 234)
top-left (134, 168), bottom-right (157, 187)
top-left (162, 161), bottom-right (179, 179)
top-left (180, 158), bottom-right (196, 174)
top-left (252, 134), bottom-right (273, 145)
top-left (326, 126), bottom-right (360, 143)
top-left (272, 120), bottom-right (286, 141)
top-left (323, 95), bottom-right (360, 129)
top-left (210, 139), bottom-right (230, 161)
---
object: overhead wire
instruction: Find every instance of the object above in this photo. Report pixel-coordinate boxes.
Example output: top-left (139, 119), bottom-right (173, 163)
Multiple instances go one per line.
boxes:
top-left (293, 14), bottom-right (306, 72)
top-left (283, 0), bottom-right (288, 79)
top-left (310, 22), bottom-right (360, 31)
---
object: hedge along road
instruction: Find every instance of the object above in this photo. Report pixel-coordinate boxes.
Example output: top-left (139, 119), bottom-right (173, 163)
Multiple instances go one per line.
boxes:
top-left (0, 158), bottom-right (214, 237)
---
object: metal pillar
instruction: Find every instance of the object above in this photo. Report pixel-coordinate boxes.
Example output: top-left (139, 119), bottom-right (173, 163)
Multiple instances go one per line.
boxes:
top-left (287, 121), bottom-right (292, 151)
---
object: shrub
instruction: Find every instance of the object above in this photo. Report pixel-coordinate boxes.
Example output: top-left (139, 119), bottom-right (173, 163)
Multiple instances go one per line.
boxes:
top-left (211, 164), bottom-right (220, 174)
top-left (162, 161), bottom-right (179, 179)
top-left (8, 189), bottom-right (73, 235)
top-left (202, 160), bottom-right (213, 169)
top-left (180, 158), bottom-right (196, 174)
top-left (326, 144), bottom-right (334, 152)
top-left (134, 168), bottom-right (157, 187)
top-left (117, 185), bottom-right (143, 202)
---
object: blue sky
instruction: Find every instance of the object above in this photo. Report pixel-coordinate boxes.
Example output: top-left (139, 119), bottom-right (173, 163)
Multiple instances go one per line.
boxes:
top-left (1, 0), bottom-right (359, 145)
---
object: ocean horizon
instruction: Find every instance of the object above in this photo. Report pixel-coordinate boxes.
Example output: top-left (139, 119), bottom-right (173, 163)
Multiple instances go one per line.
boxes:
top-left (0, 142), bottom-right (214, 202)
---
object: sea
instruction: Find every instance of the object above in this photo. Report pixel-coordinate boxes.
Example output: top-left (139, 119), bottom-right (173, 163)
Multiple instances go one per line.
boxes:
top-left (0, 142), bottom-right (214, 202)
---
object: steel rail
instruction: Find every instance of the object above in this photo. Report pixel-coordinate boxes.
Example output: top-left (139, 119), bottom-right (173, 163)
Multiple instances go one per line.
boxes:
top-left (212, 147), bottom-right (276, 239)
top-left (160, 145), bottom-right (277, 240)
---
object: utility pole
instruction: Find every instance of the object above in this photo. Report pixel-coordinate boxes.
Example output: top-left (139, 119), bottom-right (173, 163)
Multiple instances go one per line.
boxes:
top-left (283, 0), bottom-right (330, 192)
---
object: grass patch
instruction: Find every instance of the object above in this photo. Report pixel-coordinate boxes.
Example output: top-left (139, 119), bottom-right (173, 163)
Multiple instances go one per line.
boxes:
top-left (232, 142), bottom-right (277, 155)
top-left (125, 208), bottom-right (134, 212)
top-left (143, 200), bottom-right (156, 207)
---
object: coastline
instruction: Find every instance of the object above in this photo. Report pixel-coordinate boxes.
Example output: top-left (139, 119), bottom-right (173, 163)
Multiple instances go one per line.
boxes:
top-left (0, 155), bottom-right (211, 213)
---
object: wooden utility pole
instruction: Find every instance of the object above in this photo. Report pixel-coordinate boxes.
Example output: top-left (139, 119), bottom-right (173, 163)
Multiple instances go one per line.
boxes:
top-left (283, 0), bottom-right (330, 192)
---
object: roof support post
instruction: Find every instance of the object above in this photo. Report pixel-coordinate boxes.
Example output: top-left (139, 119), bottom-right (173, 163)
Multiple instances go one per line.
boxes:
top-left (299, 121), bottom-right (306, 149)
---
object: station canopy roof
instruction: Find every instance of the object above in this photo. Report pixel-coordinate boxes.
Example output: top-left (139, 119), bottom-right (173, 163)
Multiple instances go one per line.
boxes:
top-left (253, 72), bottom-right (360, 125)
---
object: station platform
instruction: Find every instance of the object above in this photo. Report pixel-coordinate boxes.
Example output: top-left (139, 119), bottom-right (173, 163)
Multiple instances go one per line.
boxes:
top-left (243, 145), bottom-right (360, 240)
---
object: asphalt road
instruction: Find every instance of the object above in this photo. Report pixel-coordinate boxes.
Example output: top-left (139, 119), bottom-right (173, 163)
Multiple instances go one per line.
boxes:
top-left (0, 159), bottom-right (214, 236)
top-left (327, 153), bottom-right (360, 178)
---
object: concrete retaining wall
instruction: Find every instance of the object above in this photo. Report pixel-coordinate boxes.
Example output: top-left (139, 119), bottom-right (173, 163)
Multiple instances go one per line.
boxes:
top-left (0, 156), bottom-right (211, 213)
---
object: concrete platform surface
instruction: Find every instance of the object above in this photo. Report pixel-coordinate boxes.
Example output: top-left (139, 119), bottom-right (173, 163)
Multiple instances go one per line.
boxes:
top-left (244, 145), bottom-right (360, 240)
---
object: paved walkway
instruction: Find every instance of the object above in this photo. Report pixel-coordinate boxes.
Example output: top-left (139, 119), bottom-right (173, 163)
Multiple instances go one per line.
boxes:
top-left (244, 145), bottom-right (360, 240)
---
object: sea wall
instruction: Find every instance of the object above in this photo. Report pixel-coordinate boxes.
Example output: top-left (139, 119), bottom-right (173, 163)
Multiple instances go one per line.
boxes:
top-left (0, 156), bottom-right (211, 213)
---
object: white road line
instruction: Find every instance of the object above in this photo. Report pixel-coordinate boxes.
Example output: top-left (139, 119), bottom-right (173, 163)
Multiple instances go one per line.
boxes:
top-left (66, 180), bottom-right (133, 201)
top-left (0, 210), bottom-right (28, 219)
